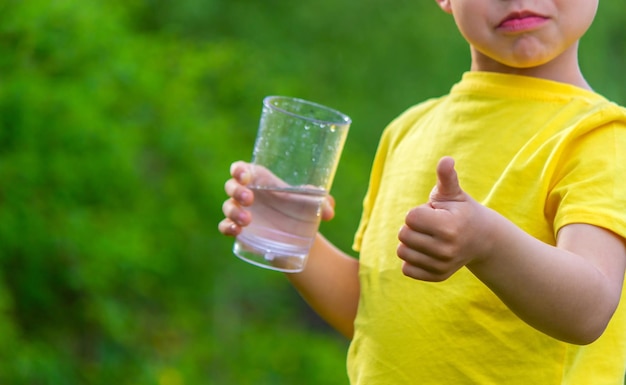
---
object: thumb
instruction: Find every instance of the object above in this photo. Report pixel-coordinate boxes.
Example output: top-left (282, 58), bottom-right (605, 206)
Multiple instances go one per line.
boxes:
top-left (430, 156), bottom-right (463, 203)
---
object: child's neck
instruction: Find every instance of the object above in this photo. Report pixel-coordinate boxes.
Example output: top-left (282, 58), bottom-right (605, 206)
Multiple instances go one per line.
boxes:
top-left (469, 44), bottom-right (592, 91)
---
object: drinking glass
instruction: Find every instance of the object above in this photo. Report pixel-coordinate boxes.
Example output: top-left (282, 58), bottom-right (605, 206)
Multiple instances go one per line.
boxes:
top-left (233, 96), bottom-right (351, 272)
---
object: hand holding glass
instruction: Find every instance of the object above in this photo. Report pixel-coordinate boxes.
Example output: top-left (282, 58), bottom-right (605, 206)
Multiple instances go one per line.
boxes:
top-left (233, 96), bottom-right (351, 273)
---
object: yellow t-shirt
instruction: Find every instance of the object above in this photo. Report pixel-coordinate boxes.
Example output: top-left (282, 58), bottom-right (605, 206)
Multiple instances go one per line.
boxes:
top-left (349, 72), bottom-right (626, 384)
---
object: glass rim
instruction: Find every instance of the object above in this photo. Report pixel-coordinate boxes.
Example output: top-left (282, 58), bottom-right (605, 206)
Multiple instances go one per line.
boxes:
top-left (263, 95), bottom-right (352, 126)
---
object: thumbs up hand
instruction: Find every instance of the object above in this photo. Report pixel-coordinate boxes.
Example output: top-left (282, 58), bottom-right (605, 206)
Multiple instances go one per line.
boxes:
top-left (397, 157), bottom-right (491, 281)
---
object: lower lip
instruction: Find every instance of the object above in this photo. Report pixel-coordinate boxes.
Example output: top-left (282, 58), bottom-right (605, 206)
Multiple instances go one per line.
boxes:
top-left (498, 16), bottom-right (548, 33)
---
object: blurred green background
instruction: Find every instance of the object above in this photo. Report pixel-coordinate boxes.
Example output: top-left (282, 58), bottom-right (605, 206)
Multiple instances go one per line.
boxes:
top-left (0, 0), bottom-right (624, 384)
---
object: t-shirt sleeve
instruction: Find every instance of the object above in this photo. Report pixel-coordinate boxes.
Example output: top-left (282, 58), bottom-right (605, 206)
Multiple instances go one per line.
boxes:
top-left (549, 120), bottom-right (626, 240)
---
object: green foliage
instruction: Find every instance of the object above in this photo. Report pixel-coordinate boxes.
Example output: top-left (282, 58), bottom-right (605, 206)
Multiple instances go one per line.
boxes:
top-left (0, 0), bottom-right (624, 384)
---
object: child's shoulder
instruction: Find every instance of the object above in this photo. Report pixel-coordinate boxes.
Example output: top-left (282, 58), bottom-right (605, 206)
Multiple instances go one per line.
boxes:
top-left (400, 97), bottom-right (444, 119)
top-left (378, 96), bottom-right (447, 149)
top-left (386, 97), bottom-right (445, 132)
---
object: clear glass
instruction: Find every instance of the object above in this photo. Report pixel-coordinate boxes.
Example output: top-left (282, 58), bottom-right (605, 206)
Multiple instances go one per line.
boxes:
top-left (233, 96), bottom-right (351, 272)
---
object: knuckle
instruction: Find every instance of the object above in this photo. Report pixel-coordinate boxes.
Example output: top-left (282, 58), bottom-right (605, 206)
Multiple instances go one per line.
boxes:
top-left (224, 179), bottom-right (236, 195)
top-left (440, 243), bottom-right (460, 261)
top-left (429, 261), bottom-right (450, 277)
top-left (396, 243), bottom-right (410, 260)
top-left (440, 224), bottom-right (461, 241)
top-left (221, 199), bottom-right (230, 215)
top-left (397, 227), bottom-right (409, 243)
top-left (405, 207), bottom-right (422, 224)
top-left (218, 219), bottom-right (236, 236)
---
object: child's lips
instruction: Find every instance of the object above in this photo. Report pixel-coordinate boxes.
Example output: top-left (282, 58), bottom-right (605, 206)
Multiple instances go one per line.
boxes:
top-left (498, 12), bottom-right (549, 32)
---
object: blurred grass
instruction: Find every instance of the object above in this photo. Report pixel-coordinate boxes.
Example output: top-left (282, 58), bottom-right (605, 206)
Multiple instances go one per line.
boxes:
top-left (0, 0), bottom-right (623, 383)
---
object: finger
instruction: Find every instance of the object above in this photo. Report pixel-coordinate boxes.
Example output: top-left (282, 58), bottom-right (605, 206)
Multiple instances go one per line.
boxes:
top-left (321, 195), bottom-right (336, 221)
top-left (230, 161), bottom-right (252, 184)
top-left (218, 218), bottom-right (241, 237)
top-left (403, 205), bottom-right (439, 235)
top-left (430, 156), bottom-right (463, 203)
top-left (398, 223), bottom-right (435, 250)
top-left (401, 260), bottom-right (452, 282)
top-left (222, 198), bottom-right (251, 226)
top-left (398, 229), bottom-right (454, 266)
top-left (224, 179), bottom-right (254, 206)
top-left (397, 242), bottom-right (453, 279)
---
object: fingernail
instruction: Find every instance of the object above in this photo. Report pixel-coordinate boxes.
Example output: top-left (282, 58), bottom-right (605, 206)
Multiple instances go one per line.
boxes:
top-left (242, 169), bottom-right (253, 184)
top-left (235, 212), bottom-right (247, 226)
top-left (236, 169), bottom-right (250, 183)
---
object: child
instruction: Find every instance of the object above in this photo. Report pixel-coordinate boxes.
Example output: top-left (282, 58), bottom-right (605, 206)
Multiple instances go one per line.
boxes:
top-left (219, 0), bottom-right (626, 383)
